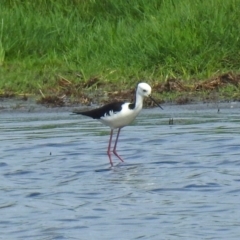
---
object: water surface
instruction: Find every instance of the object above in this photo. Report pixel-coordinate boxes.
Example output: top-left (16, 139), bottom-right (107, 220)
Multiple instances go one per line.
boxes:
top-left (1, 102), bottom-right (240, 239)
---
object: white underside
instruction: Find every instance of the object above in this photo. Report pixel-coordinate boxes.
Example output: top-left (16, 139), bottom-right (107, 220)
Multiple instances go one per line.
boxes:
top-left (99, 102), bottom-right (142, 129)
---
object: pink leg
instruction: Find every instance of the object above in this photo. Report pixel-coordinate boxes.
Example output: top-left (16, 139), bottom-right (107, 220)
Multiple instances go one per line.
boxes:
top-left (107, 129), bottom-right (114, 166)
top-left (113, 128), bottom-right (124, 162)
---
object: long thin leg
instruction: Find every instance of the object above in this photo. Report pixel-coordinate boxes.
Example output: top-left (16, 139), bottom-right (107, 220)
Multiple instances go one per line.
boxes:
top-left (107, 129), bottom-right (114, 166)
top-left (113, 128), bottom-right (124, 162)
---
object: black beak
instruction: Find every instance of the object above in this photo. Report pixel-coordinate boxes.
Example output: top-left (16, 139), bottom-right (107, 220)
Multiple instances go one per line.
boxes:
top-left (149, 95), bottom-right (163, 110)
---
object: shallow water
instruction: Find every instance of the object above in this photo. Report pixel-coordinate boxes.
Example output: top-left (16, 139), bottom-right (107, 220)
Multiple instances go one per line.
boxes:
top-left (1, 102), bottom-right (240, 239)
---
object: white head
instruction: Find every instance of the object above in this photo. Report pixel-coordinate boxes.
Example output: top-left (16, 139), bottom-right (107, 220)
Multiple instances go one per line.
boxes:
top-left (137, 82), bottom-right (152, 97)
top-left (136, 82), bottom-right (163, 109)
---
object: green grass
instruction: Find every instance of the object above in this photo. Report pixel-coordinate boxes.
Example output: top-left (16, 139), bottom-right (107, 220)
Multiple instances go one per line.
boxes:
top-left (0, 18), bottom-right (5, 66)
top-left (0, 0), bottom-right (240, 95)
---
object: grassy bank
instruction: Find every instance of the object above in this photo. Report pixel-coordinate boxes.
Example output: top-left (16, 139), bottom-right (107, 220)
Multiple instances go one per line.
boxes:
top-left (0, 0), bottom-right (240, 103)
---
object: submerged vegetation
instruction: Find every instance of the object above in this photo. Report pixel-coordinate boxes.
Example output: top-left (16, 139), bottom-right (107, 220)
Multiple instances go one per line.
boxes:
top-left (0, 0), bottom-right (240, 105)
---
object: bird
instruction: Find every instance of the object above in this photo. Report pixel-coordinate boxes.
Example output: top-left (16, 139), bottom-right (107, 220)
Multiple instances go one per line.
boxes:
top-left (73, 82), bottom-right (162, 166)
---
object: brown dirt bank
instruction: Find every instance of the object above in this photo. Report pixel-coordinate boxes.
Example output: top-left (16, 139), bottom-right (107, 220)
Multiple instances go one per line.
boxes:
top-left (1, 72), bottom-right (240, 109)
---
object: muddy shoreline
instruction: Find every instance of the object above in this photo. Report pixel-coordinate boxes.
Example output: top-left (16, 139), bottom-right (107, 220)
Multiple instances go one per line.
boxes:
top-left (1, 95), bottom-right (239, 114)
top-left (1, 72), bottom-right (240, 113)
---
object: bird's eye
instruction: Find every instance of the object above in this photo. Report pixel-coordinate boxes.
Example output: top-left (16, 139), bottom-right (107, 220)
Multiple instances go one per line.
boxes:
top-left (143, 89), bottom-right (147, 92)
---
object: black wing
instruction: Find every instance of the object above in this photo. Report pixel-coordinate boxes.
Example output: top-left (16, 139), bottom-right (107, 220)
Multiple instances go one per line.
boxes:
top-left (72, 101), bottom-right (125, 119)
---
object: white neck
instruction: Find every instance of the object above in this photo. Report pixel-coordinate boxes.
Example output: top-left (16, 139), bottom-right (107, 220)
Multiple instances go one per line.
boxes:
top-left (134, 93), bottom-right (144, 110)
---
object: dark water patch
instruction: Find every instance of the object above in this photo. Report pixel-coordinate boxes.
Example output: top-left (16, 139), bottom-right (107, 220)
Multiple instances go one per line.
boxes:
top-left (92, 208), bottom-right (107, 212)
top-left (95, 168), bottom-right (112, 173)
top-left (0, 162), bottom-right (8, 167)
top-left (184, 161), bottom-right (199, 165)
top-left (0, 221), bottom-right (12, 225)
top-left (0, 202), bottom-right (16, 209)
top-left (58, 178), bottom-right (80, 185)
top-left (184, 183), bottom-right (220, 188)
top-left (217, 159), bottom-right (240, 166)
top-left (150, 187), bottom-right (190, 192)
top-left (150, 183), bottom-right (221, 193)
top-left (143, 138), bottom-right (166, 144)
top-left (4, 170), bottom-right (34, 176)
top-left (26, 192), bottom-right (42, 198)
top-left (143, 217), bottom-right (159, 220)
top-left (226, 188), bottom-right (240, 194)
top-left (57, 218), bottom-right (79, 222)
top-left (134, 235), bottom-right (147, 239)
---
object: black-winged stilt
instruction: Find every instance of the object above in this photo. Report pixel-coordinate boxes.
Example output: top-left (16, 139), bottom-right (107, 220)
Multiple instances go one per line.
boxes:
top-left (73, 82), bottom-right (162, 166)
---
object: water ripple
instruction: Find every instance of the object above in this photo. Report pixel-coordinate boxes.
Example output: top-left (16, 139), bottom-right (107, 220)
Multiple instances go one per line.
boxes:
top-left (1, 105), bottom-right (240, 239)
